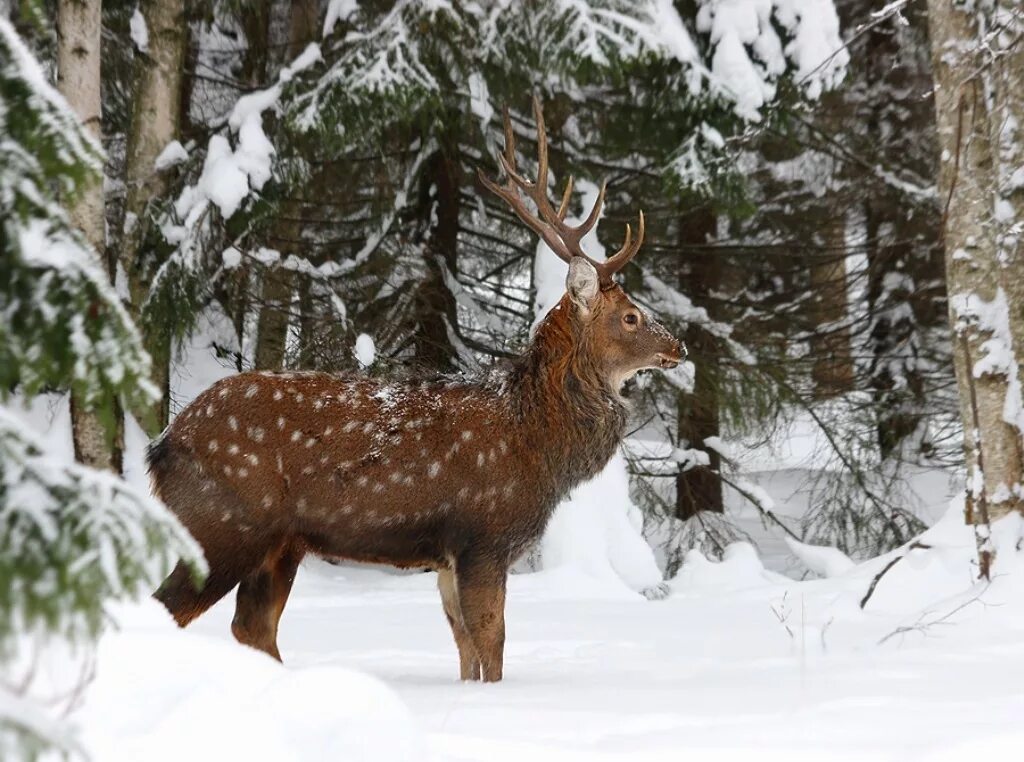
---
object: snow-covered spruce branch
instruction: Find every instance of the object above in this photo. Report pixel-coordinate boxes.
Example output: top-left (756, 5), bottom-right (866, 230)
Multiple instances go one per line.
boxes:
top-left (0, 409), bottom-right (206, 654)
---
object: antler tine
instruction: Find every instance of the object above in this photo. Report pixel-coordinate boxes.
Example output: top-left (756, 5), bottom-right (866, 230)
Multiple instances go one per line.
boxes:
top-left (501, 106), bottom-right (516, 168)
top-left (568, 179), bottom-right (606, 243)
top-left (532, 96), bottom-right (550, 196)
top-left (598, 210), bottom-right (645, 282)
top-left (557, 177), bottom-right (574, 220)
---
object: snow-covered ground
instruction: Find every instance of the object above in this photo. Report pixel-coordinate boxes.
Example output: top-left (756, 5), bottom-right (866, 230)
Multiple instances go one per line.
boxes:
top-left (10, 321), bottom-right (1020, 761)
top-left (75, 503), bottom-right (1024, 762)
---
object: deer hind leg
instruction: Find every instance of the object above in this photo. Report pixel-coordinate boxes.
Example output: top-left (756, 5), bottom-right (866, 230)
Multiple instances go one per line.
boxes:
top-left (437, 567), bottom-right (481, 681)
top-left (156, 560), bottom-right (242, 627)
top-left (155, 492), bottom-right (269, 627)
top-left (455, 559), bottom-right (507, 683)
top-left (231, 543), bottom-right (303, 662)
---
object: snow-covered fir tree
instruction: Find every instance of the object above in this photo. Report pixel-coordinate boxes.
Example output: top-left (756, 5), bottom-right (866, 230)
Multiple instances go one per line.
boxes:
top-left (0, 18), bottom-right (203, 760)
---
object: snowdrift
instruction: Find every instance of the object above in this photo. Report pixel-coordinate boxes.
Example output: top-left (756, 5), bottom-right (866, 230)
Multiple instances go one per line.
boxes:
top-left (78, 601), bottom-right (420, 762)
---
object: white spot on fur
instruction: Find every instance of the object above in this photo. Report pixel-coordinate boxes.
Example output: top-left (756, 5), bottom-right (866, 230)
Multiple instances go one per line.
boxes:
top-left (320, 454), bottom-right (329, 465)
top-left (297, 497), bottom-right (308, 512)
top-left (295, 393), bottom-right (304, 403)
top-left (302, 466), bottom-right (314, 475)
top-left (341, 504), bottom-right (354, 515)
top-left (247, 426), bottom-right (265, 442)
top-left (461, 430), bottom-right (473, 441)
top-left (228, 416), bottom-right (238, 431)
top-left (206, 404), bottom-right (214, 417)
top-left (389, 472), bottom-right (402, 484)
top-left (489, 449), bottom-right (497, 463)
top-left (402, 474), bottom-right (414, 486)
top-left (245, 384), bottom-right (258, 399)
top-left (357, 475), bottom-right (369, 488)
top-left (457, 487), bottom-right (469, 500)
top-left (338, 460), bottom-right (352, 471)
top-left (261, 495), bottom-right (273, 508)
top-left (428, 462), bottom-right (441, 478)
top-left (227, 443), bottom-right (240, 455)
top-left (247, 453), bottom-right (259, 466)
top-left (323, 426), bottom-right (334, 436)
top-left (291, 430), bottom-right (302, 442)
top-left (218, 388), bottom-right (230, 398)
top-left (305, 437), bottom-right (316, 448)
top-left (362, 422), bottom-right (374, 434)
top-left (373, 483), bottom-right (384, 494)
top-left (238, 467), bottom-right (249, 478)
top-left (276, 454), bottom-right (284, 474)
top-left (499, 439), bottom-right (509, 455)
top-left (208, 440), bottom-right (219, 452)
top-left (273, 389), bottom-right (283, 401)
top-left (277, 417), bottom-right (286, 430)
top-left (223, 465), bottom-right (233, 477)
top-left (343, 421), bottom-right (359, 433)
top-left (477, 452), bottom-right (485, 467)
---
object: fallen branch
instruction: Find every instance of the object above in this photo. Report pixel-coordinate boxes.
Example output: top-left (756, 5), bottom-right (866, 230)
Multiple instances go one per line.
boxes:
top-left (859, 541), bottom-right (932, 609)
top-left (878, 581), bottom-right (995, 645)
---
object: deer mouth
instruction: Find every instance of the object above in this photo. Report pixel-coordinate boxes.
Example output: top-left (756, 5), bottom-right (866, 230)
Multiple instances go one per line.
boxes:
top-left (656, 353), bottom-right (681, 370)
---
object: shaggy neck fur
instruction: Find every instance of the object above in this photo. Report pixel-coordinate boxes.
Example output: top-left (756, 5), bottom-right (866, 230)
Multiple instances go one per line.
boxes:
top-left (505, 295), bottom-right (627, 489)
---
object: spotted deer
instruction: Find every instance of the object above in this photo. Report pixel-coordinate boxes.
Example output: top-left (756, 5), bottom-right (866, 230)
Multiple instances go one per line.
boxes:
top-left (151, 98), bottom-right (684, 682)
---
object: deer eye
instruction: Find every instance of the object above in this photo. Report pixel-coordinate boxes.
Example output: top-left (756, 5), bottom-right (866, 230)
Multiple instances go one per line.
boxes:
top-left (623, 312), bottom-right (639, 326)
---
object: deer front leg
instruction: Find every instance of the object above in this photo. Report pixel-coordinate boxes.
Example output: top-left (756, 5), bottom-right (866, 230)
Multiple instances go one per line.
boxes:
top-left (437, 567), bottom-right (481, 681)
top-left (455, 559), bottom-right (506, 683)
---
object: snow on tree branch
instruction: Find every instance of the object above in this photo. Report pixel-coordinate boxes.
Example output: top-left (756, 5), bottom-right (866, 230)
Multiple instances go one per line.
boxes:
top-left (1, 18), bottom-right (157, 419)
top-left (0, 409), bottom-right (206, 654)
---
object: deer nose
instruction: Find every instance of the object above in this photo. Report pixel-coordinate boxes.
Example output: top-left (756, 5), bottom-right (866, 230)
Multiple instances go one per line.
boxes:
top-left (655, 340), bottom-right (686, 369)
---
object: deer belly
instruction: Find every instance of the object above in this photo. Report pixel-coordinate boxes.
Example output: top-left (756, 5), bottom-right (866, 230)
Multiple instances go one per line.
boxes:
top-left (296, 499), bottom-right (448, 570)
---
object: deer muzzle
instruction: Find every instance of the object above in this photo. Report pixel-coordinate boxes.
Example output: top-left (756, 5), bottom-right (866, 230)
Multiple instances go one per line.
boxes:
top-left (656, 340), bottom-right (686, 369)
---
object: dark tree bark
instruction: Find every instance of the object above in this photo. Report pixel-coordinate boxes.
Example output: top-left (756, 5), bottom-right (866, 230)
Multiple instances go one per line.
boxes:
top-left (675, 206), bottom-right (723, 519)
top-left (411, 146), bottom-right (461, 371)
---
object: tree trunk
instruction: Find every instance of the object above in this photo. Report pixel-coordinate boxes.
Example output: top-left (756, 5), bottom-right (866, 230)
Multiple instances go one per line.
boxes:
top-left (412, 147), bottom-right (461, 371)
top-left (862, 2), bottom-right (944, 461)
top-left (987, 2), bottom-right (1024, 512)
top-left (57, 0), bottom-right (121, 471)
top-left (927, 0), bottom-right (1024, 524)
top-left (809, 215), bottom-right (853, 398)
top-left (255, 268), bottom-right (294, 370)
top-left (252, 0), bottom-right (316, 371)
top-left (120, 0), bottom-right (187, 433)
top-left (675, 207), bottom-right (723, 519)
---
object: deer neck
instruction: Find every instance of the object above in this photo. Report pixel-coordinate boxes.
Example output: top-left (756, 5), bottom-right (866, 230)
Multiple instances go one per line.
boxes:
top-left (510, 301), bottom-right (627, 483)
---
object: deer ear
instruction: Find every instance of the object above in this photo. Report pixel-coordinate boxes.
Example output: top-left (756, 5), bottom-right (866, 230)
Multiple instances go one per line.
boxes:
top-left (566, 257), bottom-right (600, 312)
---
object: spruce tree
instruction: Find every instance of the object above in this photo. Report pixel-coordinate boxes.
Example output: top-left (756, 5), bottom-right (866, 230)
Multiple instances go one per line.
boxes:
top-left (0, 19), bottom-right (203, 760)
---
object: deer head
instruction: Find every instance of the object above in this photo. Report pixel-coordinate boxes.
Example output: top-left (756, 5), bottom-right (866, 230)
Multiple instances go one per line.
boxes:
top-left (479, 98), bottom-right (685, 390)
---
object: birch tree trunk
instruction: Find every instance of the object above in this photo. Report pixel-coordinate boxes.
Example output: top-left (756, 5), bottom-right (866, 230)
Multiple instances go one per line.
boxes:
top-left (989, 6), bottom-right (1024, 447)
top-left (57, 0), bottom-right (122, 472)
top-left (121, 0), bottom-right (187, 432)
top-left (927, 0), bottom-right (1024, 542)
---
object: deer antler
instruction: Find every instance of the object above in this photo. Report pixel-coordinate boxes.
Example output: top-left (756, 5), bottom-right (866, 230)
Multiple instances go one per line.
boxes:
top-left (478, 96), bottom-right (644, 288)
